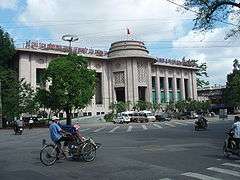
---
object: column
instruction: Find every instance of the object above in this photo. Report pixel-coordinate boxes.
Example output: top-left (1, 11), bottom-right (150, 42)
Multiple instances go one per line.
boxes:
top-left (192, 71), bottom-right (198, 100)
top-left (132, 59), bottom-right (138, 102)
top-left (146, 62), bottom-right (152, 102)
top-left (164, 70), bottom-right (169, 103)
top-left (188, 72), bottom-right (193, 99)
top-left (180, 70), bottom-right (185, 100)
top-left (173, 77), bottom-right (177, 102)
top-left (156, 68), bottom-right (160, 103)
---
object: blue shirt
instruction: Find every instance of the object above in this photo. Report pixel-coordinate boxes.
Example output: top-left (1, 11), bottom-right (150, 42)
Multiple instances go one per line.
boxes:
top-left (49, 122), bottom-right (62, 142)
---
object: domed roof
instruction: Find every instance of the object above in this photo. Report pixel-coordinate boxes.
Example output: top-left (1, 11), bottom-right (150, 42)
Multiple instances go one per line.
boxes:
top-left (108, 40), bottom-right (155, 60)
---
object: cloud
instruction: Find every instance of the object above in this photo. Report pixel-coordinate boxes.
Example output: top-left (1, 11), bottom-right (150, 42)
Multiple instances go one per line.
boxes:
top-left (172, 28), bottom-right (240, 85)
top-left (0, 0), bottom-right (17, 9)
top-left (18, 0), bottom-right (194, 49)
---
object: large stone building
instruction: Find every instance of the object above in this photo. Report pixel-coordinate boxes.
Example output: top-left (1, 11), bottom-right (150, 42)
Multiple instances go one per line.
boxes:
top-left (16, 40), bottom-right (198, 117)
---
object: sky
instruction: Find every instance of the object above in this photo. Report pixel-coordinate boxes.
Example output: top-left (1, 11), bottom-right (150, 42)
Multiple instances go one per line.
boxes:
top-left (0, 0), bottom-right (240, 85)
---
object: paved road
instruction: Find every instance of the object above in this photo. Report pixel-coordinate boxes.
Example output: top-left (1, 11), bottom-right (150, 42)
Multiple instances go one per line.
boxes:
top-left (0, 117), bottom-right (239, 180)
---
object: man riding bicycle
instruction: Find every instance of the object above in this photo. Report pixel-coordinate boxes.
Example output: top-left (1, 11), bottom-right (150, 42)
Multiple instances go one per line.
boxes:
top-left (49, 116), bottom-right (72, 157)
top-left (231, 117), bottom-right (240, 149)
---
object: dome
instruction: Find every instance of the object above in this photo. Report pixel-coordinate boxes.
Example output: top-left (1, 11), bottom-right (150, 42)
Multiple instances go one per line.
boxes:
top-left (108, 40), bottom-right (155, 60)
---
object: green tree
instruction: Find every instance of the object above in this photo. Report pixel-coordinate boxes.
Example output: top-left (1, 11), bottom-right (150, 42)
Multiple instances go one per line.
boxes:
top-left (0, 27), bottom-right (15, 68)
top-left (188, 59), bottom-right (209, 87)
top-left (19, 80), bottom-right (39, 116)
top-left (37, 54), bottom-right (96, 125)
top-left (0, 66), bottom-right (20, 120)
top-left (183, 0), bottom-right (240, 38)
top-left (135, 100), bottom-right (152, 111)
top-left (223, 59), bottom-right (240, 109)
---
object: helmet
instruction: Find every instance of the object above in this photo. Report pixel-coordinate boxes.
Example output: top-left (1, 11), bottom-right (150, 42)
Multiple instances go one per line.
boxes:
top-left (52, 116), bottom-right (59, 121)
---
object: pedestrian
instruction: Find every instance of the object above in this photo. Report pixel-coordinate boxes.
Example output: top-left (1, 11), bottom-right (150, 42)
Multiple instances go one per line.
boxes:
top-left (29, 118), bottom-right (34, 129)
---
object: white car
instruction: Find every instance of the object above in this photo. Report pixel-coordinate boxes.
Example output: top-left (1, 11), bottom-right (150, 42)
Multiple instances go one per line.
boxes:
top-left (113, 112), bottom-right (132, 124)
top-left (138, 110), bottom-right (156, 123)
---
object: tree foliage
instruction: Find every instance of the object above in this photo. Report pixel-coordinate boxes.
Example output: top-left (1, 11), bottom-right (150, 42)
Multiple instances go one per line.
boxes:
top-left (0, 27), bottom-right (15, 67)
top-left (37, 54), bottom-right (96, 125)
top-left (183, 0), bottom-right (240, 38)
top-left (186, 58), bottom-right (209, 87)
top-left (223, 59), bottom-right (240, 108)
top-left (0, 27), bottom-right (37, 123)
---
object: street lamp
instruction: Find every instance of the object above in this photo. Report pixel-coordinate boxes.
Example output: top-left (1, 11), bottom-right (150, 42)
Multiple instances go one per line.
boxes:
top-left (62, 34), bottom-right (79, 53)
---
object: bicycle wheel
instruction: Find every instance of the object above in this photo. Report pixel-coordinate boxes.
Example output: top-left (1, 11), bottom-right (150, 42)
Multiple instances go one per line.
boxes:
top-left (81, 142), bottom-right (96, 162)
top-left (40, 144), bottom-right (58, 166)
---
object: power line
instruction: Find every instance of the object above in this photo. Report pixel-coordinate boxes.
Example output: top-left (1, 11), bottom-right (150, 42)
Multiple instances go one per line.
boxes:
top-left (164, 0), bottom-right (238, 27)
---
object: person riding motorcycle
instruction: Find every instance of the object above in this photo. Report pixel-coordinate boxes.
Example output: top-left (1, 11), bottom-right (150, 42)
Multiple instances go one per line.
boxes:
top-left (196, 114), bottom-right (207, 128)
top-left (14, 118), bottom-right (23, 133)
top-left (230, 117), bottom-right (240, 149)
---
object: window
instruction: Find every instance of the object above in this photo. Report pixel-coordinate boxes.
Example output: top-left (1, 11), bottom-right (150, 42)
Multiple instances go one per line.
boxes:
top-left (160, 77), bottom-right (164, 90)
top-left (152, 76), bottom-right (156, 89)
top-left (168, 78), bottom-right (173, 90)
top-left (88, 112), bottom-right (92, 116)
top-left (177, 78), bottom-right (181, 90)
top-left (97, 112), bottom-right (100, 115)
top-left (36, 68), bottom-right (45, 85)
top-left (101, 112), bottom-right (105, 115)
top-left (83, 112), bottom-right (88, 116)
top-left (95, 73), bottom-right (103, 104)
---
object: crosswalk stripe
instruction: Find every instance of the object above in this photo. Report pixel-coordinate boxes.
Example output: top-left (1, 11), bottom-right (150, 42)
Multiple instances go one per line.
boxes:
top-left (164, 123), bottom-right (176, 127)
top-left (207, 167), bottom-right (240, 177)
top-left (93, 127), bottom-right (105, 133)
top-left (222, 163), bottom-right (240, 168)
top-left (182, 172), bottom-right (222, 180)
top-left (142, 125), bottom-right (147, 130)
top-left (174, 122), bottom-right (187, 125)
top-left (159, 178), bottom-right (172, 180)
top-left (109, 126), bottom-right (120, 133)
top-left (153, 124), bottom-right (163, 128)
top-left (80, 128), bottom-right (90, 132)
top-left (127, 126), bottom-right (132, 132)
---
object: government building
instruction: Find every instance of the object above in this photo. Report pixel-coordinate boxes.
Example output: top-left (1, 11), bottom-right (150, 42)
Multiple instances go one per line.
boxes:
top-left (16, 40), bottom-right (198, 117)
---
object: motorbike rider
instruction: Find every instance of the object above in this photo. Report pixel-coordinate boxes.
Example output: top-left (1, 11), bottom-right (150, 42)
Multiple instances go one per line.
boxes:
top-left (230, 117), bottom-right (240, 149)
top-left (196, 114), bottom-right (207, 127)
top-left (49, 116), bottom-right (72, 156)
top-left (14, 117), bottom-right (23, 133)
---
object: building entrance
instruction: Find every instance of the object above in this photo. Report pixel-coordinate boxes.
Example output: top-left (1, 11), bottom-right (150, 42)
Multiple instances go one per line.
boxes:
top-left (115, 87), bottom-right (125, 102)
top-left (138, 87), bottom-right (146, 101)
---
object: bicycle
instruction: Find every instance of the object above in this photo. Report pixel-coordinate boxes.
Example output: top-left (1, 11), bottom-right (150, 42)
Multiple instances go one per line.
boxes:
top-left (40, 137), bottom-right (101, 166)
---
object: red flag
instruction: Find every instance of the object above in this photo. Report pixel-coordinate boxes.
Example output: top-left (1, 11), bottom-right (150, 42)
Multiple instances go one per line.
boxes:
top-left (127, 28), bottom-right (130, 35)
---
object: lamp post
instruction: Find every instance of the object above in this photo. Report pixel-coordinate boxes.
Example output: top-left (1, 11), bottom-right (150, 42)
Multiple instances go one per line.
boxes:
top-left (62, 34), bottom-right (79, 53)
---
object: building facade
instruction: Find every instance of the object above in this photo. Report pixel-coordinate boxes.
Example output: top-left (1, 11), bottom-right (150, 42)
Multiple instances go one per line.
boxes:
top-left (16, 40), bottom-right (198, 117)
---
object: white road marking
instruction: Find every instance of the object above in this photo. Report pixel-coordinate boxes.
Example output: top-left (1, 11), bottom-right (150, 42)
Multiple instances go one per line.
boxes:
top-left (164, 123), bottom-right (176, 127)
top-left (127, 126), bottom-right (132, 132)
top-left (109, 126), bottom-right (120, 133)
top-left (80, 128), bottom-right (90, 132)
top-left (142, 125), bottom-right (147, 130)
top-left (235, 160), bottom-right (240, 163)
top-left (159, 178), bottom-right (172, 180)
top-left (222, 163), bottom-right (240, 168)
top-left (182, 172), bottom-right (222, 180)
top-left (174, 122), bottom-right (187, 125)
top-left (207, 167), bottom-right (240, 177)
top-left (93, 127), bottom-right (105, 133)
top-left (153, 124), bottom-right (163, 128)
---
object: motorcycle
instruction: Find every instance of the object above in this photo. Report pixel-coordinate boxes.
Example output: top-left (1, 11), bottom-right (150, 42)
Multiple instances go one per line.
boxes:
top-left (14, 126), bottom-right (23, 135)
top-left (194, 117), bottom-right (208, 131)
top-left (223, 129), bottom-right (240, 158)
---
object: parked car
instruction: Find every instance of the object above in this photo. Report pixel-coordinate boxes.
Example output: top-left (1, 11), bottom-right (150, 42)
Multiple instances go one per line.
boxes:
top-left (155, 112), bottom-right (171, 122)
top-left (136, 111), bottom-right (156, 123)
top-left (113, 111), bottom-right (132, 124)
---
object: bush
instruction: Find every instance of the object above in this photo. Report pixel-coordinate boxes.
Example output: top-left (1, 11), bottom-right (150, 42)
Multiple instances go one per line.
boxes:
top-left (104, 112), bottom-right (115, 122)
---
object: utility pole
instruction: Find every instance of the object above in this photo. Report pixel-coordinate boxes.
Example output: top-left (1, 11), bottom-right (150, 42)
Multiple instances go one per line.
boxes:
top-left (0, 81), bottom-right (2, 128)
